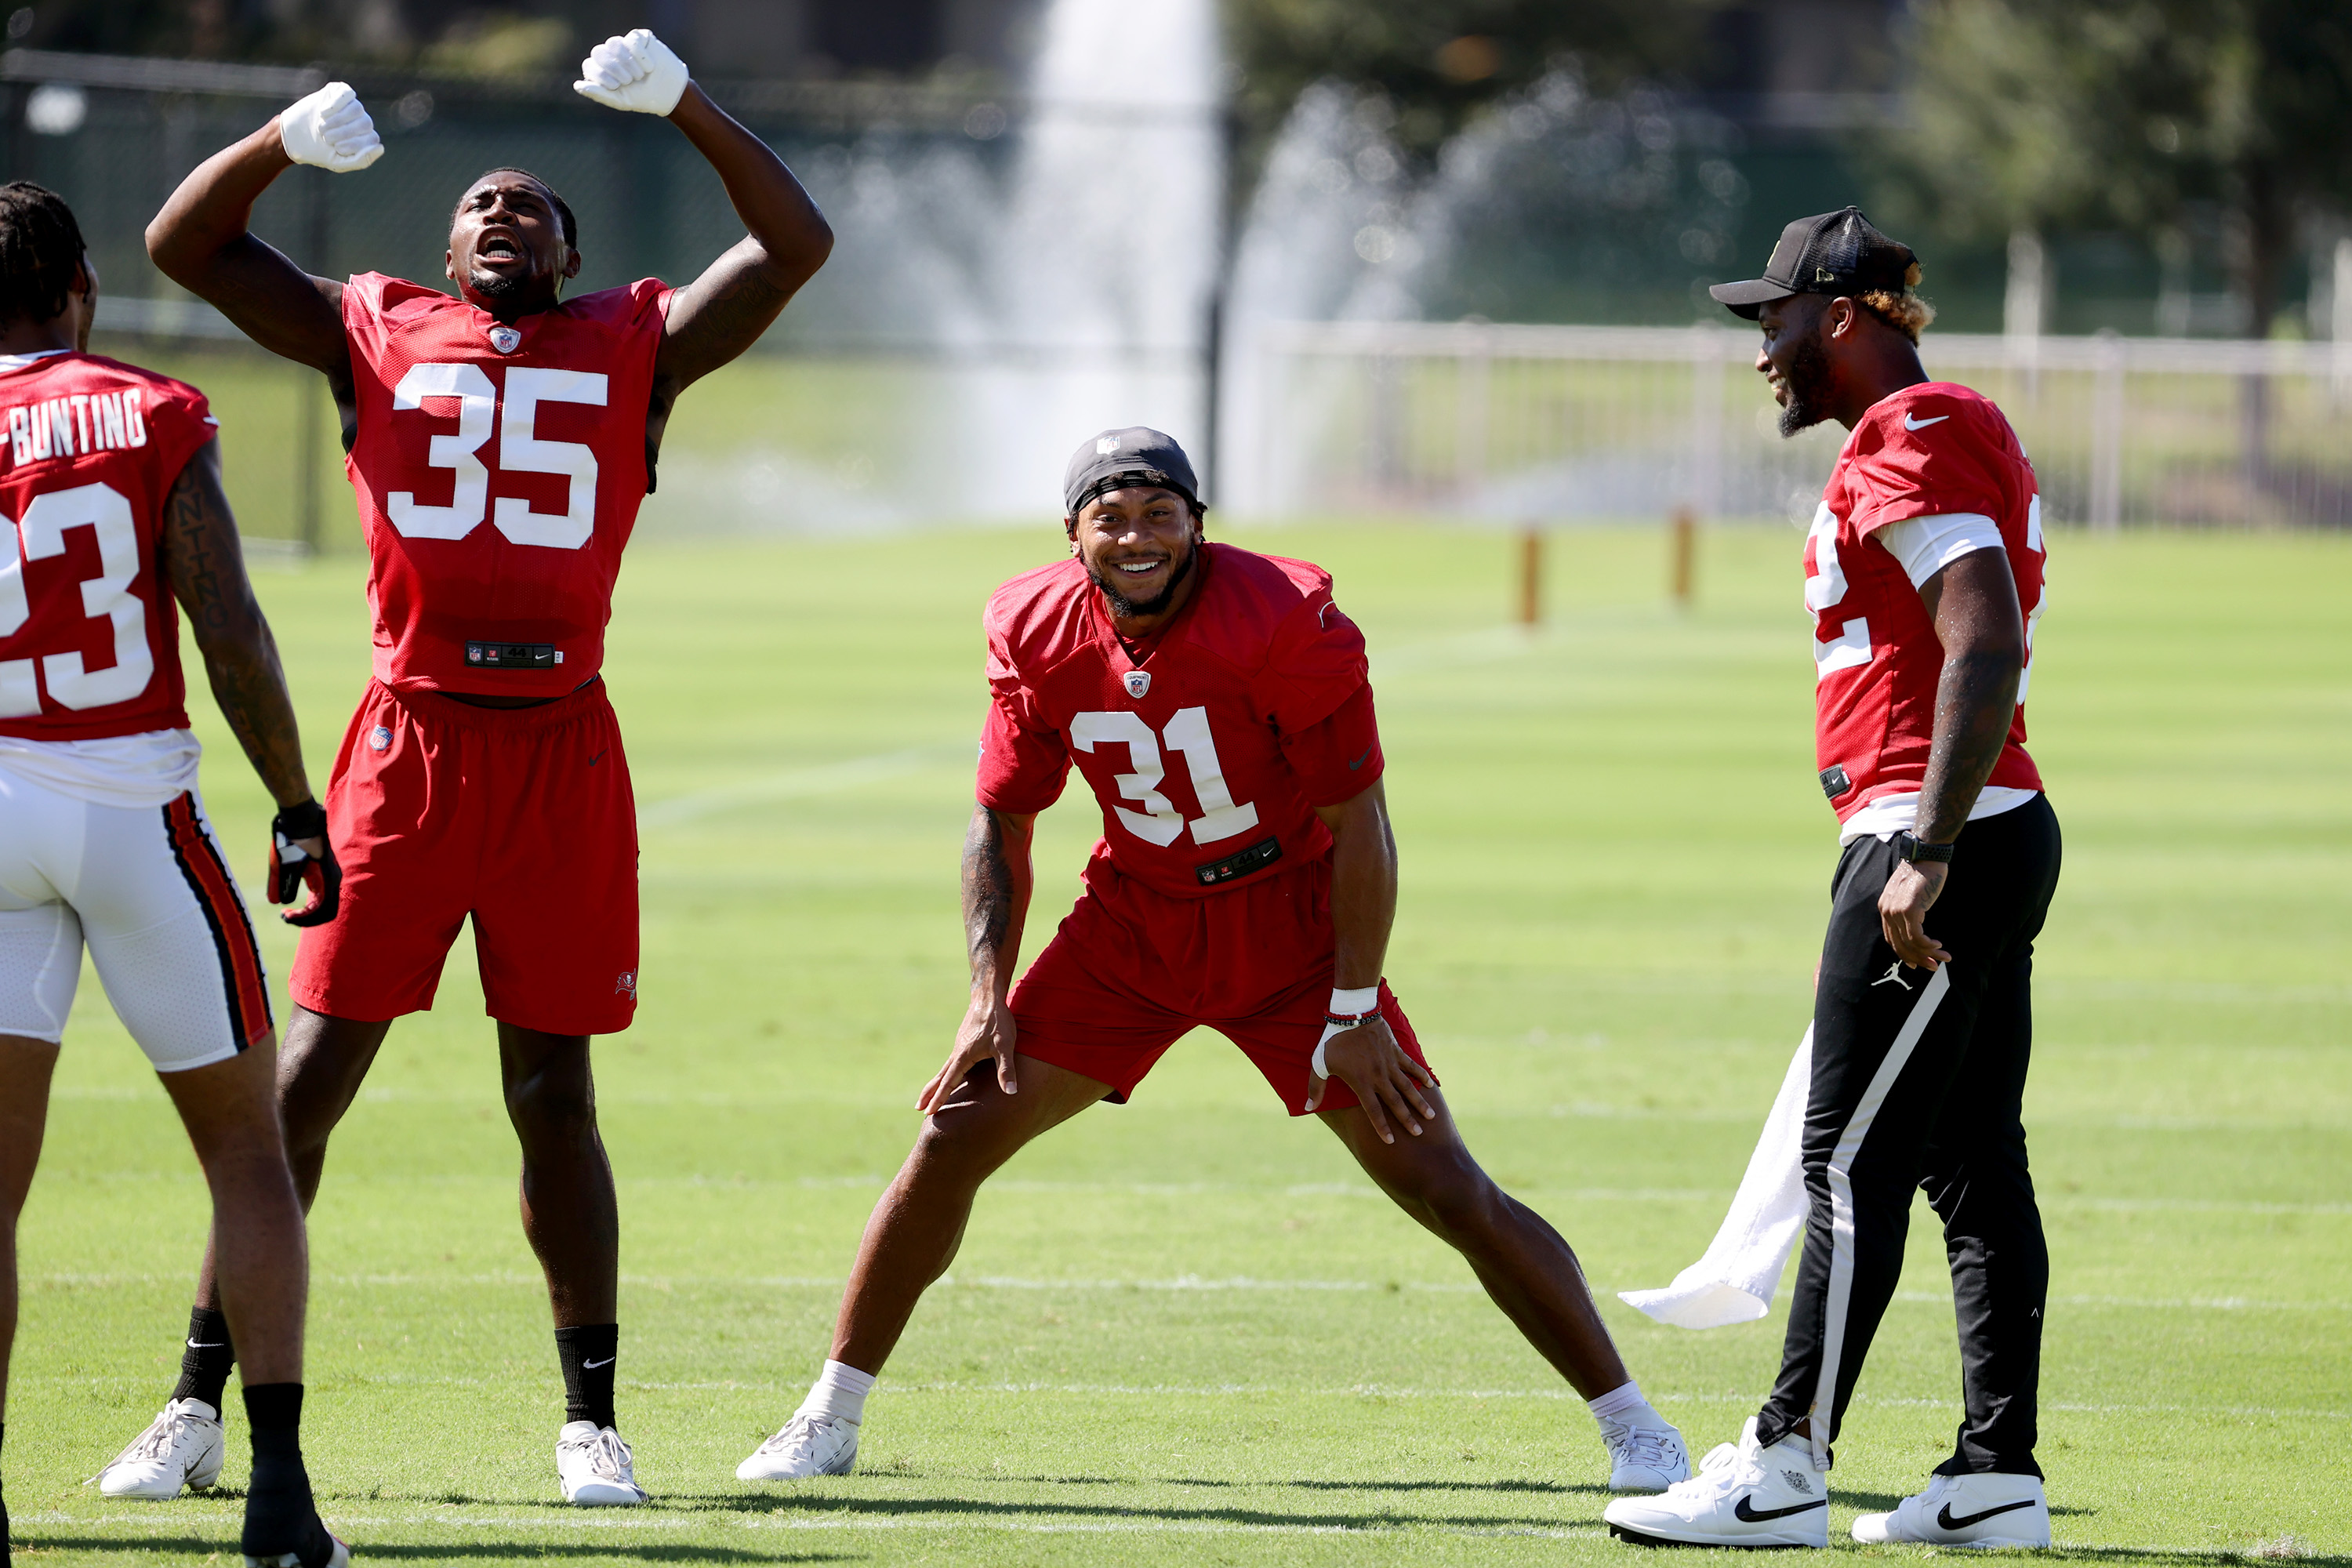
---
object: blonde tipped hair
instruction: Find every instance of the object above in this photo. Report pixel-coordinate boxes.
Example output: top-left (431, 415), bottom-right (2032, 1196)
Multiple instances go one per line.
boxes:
top-left (1856, 261), bottom-right (1935, 344)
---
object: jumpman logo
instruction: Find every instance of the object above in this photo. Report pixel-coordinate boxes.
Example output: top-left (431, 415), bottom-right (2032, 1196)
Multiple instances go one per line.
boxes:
top-left (1871, 960), bottom-right (1913, 991)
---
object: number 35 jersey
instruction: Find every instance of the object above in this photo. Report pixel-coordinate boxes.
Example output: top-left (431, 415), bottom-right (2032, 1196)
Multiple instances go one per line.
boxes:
top-left (343, 272), bottom-right (672, 698)
top-left (0, 351), bottom-right (218, 741)
top-left (977, 543), bottom-right (1381, 902)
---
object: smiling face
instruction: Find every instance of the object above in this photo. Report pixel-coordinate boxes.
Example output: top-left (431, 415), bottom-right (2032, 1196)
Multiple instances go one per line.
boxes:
top-left (445, 172), bottom-right (579, 314)
top-left (1755, 295), bottom-right (1841, 437)
top-left (1068, 486), bottom-right (1203, 622)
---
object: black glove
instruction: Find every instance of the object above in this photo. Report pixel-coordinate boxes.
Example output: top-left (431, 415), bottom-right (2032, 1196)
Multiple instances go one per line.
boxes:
top-left (268, 798), bottom-right (342, 927)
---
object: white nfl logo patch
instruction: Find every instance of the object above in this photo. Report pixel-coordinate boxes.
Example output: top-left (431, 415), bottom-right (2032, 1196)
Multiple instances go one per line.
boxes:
top-left (488, 325), bottom-right (521, 354)
top-left (367, 725), bottom-right (393, 752)
top-left (1096, 435), bottom-right (1121, 455)
top-left (1124, 670), bottom-right (1151, 699)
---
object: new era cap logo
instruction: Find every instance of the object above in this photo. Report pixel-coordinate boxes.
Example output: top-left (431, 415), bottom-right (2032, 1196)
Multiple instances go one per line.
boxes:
top-left (1814, 266), bottom-right (1837, 282)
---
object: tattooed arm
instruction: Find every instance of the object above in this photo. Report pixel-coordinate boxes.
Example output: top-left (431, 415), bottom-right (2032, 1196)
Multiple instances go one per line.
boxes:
top-left (650, 85), bottom-right (832, 402)
top-left (158, 438), bottom-right (318, 822)
top-left (1878, 547), bottom-right (2027, 970)
top-left (916, 804), bottom-right (1038, 1115)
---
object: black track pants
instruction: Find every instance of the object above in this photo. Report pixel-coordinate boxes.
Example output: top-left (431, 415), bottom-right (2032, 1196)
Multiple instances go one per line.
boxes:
top-left (1755, 793), bottom-right (2062, 1476)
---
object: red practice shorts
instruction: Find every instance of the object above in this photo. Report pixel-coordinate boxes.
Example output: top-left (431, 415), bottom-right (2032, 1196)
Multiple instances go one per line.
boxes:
top-left (289, 678), bottom-right (638, 1036)
top-left (1010, 859), bottom-right (1434, 1116)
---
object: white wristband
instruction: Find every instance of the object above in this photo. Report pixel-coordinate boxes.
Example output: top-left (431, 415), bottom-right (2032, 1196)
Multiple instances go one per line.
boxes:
top-left (1329, 985), bottom-right (1379, 1016)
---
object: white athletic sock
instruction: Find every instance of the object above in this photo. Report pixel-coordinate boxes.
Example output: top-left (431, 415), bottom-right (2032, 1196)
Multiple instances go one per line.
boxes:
top-left (1587, 1378), bottom-right (1667, 1429)
top-left (795, 1360), bottom-right (876, 1426)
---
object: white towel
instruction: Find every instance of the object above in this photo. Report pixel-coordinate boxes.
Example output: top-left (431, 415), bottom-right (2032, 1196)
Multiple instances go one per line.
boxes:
top-left (1617, 1028), bottom-right (1813, 1330)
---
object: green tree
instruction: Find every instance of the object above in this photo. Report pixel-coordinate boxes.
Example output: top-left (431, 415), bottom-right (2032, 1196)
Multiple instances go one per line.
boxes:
top-left (1223, 0), bottom-right (1729, 169)
top-left (1886, 0), bottom-right (2352, 336)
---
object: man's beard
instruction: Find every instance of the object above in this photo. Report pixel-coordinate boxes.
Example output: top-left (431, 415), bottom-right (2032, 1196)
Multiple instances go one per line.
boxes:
top-left (1087, 537), bottom-right (1196, 619)
top-left (1776, 329), bottom-right (1834, 437)
top-left (466, 265), bottom-right (535, 302)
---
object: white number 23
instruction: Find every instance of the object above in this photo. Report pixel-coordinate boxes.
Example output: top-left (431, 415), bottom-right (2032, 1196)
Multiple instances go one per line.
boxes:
top-left (385, 363), bottom-right (607, 550)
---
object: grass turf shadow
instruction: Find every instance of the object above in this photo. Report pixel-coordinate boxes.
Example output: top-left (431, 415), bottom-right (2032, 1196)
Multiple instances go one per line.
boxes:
top-left (24, 1541), bottom-right (851, 1563)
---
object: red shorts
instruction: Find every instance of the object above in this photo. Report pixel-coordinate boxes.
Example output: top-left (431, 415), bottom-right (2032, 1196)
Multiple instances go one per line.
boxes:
top-left (1010, 860), bottom-right (1433, 1115)
top-left (289, 679), bottom-right (639, 1036)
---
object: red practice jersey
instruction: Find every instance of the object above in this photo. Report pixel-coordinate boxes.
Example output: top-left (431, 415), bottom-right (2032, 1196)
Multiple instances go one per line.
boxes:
top-left (1806, 381), bottom-right (2045, 820)
top-left (978, 544), bottom-right (1381, 901)
top-left (0, 352), bottom-right (217, 741)
top-left (343, 272), bottom-right (671, 697)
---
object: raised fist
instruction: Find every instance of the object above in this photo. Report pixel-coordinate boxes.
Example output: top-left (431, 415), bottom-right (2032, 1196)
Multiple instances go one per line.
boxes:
top-left (574, 29), bottom-right (689, 116)
top-left (278, 82), bottom-right (383, 172)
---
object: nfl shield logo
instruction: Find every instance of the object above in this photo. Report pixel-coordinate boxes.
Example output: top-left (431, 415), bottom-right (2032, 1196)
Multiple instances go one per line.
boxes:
top-left (1123, 670), bottom-right (1151, 699)
top-left (367, 725), bottom-right (393, 752)
top-left (488, 324), bottom-right (522, 354)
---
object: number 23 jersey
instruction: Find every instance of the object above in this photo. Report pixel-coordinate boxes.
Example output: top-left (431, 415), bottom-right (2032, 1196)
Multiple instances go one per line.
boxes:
top-left (343, 272), bottom-right (672, 698)
top-left (977, 544), bottom-right (1381, 902)
top-left (0, 352), bottom-right (216, 741)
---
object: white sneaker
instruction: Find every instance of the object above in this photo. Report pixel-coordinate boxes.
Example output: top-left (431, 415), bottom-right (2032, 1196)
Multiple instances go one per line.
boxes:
top-left (736, 1413), bottom-right (858, 1480)
top-left (1602, 1415), bottom-right (1692, 1492)
top-left (555, 1421), bottom-right (647, 1506)
top-left (1851, 1471), bottom-right (2050, 1548)
top-left (96, 1399), bottom-right (226, 1499)
top-left (1603, 1417), bottom-right (1831, 1548)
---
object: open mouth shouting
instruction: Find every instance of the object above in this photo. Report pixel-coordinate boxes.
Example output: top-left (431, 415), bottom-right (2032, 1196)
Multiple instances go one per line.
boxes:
top-left (477, 233), bottom-right (526, 269)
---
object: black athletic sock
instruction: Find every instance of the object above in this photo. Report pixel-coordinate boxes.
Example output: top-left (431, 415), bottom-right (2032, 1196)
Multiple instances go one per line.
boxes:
top-left (554, 1324), bottom-right (618, 1430)
top-left (170, 1307), bottom-right (236, 1414)
top-left (240, 1384), bottom-right (330, 1566)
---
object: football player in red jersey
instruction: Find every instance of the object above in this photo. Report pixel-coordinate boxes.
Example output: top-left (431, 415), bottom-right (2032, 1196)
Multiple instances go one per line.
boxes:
top-left (0, 184), bottom-right (348, 1567)
top-left (735, 428), bottom-right (1691, 1494)
top-left (1606, 209), bottom-right (2060, 1551)
top-left (119, 30), bottom-right (833, 1507)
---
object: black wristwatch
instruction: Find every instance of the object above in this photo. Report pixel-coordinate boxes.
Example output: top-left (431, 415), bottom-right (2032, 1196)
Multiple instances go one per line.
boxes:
top-left (1895, 830), bottom-right (1955, 865)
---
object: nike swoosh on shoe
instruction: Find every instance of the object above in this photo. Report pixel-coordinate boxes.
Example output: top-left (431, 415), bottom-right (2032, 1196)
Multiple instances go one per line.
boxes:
top-left (1937, 1498), bottom-right (2036, 1530)
top-left (1734, 1494), bottom-right (1828, 1522)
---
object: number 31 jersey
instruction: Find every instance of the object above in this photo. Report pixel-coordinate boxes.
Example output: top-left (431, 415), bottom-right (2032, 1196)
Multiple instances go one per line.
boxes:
top-left (0, 352), bottom-right (218, 741)
top-left (343, 272), bottom-right (672, 698)
top-left (977, 544), bottom-right (1377, 902)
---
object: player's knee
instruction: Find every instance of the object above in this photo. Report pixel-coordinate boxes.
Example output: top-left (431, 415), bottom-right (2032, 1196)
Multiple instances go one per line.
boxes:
top-left (1399, 1156), bottom-right (1504, 1239)
top-left (503, 1072), bottom-right (597, 1143)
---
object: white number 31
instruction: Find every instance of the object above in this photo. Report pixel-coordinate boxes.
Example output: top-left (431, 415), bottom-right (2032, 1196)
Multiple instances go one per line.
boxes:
top-left (1071, 706), bottom-right (1261, 848)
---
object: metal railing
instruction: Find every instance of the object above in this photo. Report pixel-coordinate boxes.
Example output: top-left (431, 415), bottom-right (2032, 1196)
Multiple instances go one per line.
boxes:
top-left (1235, 320), bottom-right (2352, 528)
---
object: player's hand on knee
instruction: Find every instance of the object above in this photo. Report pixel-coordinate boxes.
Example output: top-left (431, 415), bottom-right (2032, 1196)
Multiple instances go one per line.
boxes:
top-left (1878, 862), bottom-right (1951, 971)
top-left (268, 799), bottom-right (342, 927)
top-left (278, 82), bottom-right (383, 172)
top-left (918, 992), bottom-right (1018, 1114)
top-left (1306, 1018), bottom-right (1436, 1143)
top-left (574, 30), bottom-right (690, 117)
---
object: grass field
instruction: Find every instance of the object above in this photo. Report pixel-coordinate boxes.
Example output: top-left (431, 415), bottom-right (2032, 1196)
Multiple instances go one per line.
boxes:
top-left (5, 521), bottom-right (2348, 1566)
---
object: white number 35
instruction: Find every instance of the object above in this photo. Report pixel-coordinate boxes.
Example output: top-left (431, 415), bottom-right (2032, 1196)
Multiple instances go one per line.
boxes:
top-left (385, 362), bottom-right (606, 550)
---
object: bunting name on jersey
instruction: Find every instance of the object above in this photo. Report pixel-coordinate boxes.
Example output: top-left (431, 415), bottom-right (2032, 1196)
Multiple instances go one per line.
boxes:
top-left (5, 388), bottom-right (149, 466)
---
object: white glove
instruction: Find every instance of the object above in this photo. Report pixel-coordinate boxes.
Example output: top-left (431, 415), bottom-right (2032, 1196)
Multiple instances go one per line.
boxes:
top-left (574, 29), bottom-right (689, 116)
top-left (278, 82), bottom-right (383, 172)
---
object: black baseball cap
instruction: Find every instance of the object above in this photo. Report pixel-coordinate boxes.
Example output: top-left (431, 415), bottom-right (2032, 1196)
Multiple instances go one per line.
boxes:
top-left (1709, 206), bottom-right (1918, 320)
top-left (1063, 427), bottom-right (1202, 517)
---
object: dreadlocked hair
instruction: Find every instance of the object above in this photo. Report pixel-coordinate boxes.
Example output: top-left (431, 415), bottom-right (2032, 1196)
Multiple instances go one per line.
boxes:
top-left (1854, 260), bottom-right (1936, 345)
top-left (0, 182), bottom-right (88, 325)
